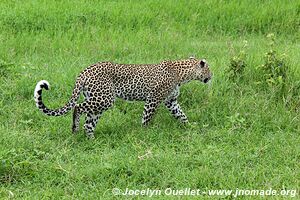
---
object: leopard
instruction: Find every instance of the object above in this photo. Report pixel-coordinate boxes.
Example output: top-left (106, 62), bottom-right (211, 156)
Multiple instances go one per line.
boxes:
top-left (34, 57), bottom-right (212, 139)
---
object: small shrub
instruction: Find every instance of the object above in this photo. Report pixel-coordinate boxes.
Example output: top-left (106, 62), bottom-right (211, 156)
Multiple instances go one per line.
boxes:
top-left (227, 40), bottom-right (248, 81)
top-left (261, 33), bottom-right (289, 89)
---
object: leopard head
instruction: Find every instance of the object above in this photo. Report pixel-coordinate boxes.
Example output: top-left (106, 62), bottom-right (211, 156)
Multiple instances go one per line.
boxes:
top-left (193, 58), bottom-right (212, 83)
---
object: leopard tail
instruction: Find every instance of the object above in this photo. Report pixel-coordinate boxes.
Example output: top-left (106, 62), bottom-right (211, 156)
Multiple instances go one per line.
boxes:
top-left (34, 77), bottom-right (84, 116)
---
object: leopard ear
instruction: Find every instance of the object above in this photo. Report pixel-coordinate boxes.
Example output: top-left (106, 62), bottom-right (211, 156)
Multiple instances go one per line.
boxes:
top-left (200, 59), bottom-right (206, 68)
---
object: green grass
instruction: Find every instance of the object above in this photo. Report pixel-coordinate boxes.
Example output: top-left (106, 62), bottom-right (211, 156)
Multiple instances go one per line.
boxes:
top-left (0, 0), bottom-right (300, 199)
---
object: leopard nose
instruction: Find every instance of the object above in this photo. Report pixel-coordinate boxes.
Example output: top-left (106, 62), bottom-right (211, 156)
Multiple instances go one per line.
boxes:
top-left (204, 78), bottom-right (209, 83)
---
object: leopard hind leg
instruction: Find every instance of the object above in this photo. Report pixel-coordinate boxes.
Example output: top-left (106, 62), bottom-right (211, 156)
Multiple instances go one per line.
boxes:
top-left (74, 80), bottom-right (115, 138)
top-left (72, 88), bottom-right (90, 133)
top-left (77, 94), bottom-right (115, 138)
top-left (83, 112), bottom-right (102, 139)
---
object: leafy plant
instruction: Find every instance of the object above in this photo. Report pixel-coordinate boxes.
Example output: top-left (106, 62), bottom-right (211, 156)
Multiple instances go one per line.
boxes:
top-left (261, 33), bottom-right (289, 89)
top-left (227, 40), bottom-right (248, 81)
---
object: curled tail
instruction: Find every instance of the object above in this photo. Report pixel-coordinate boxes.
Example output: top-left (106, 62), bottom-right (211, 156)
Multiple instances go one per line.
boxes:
top-left (34, 79), bottom-right (83, 116)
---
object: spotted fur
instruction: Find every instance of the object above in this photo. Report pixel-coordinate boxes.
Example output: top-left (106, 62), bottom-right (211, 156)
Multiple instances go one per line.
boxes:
top-left (34, 57), bottom-right (212, 138)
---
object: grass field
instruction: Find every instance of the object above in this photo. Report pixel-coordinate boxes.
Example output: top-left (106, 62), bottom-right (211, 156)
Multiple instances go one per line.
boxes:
top-left (0, 0), bottom-right (300, 199)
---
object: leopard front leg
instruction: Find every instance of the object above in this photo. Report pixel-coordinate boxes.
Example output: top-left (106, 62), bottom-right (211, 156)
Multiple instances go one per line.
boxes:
top-left (141, 82), bottom-right (177, 126)
top-left (164, 97), bottom-right (188, 123)
top-left (142, 99), bottom-right (161, 126)
top-left (165, 84), bottom-right (188, 123)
